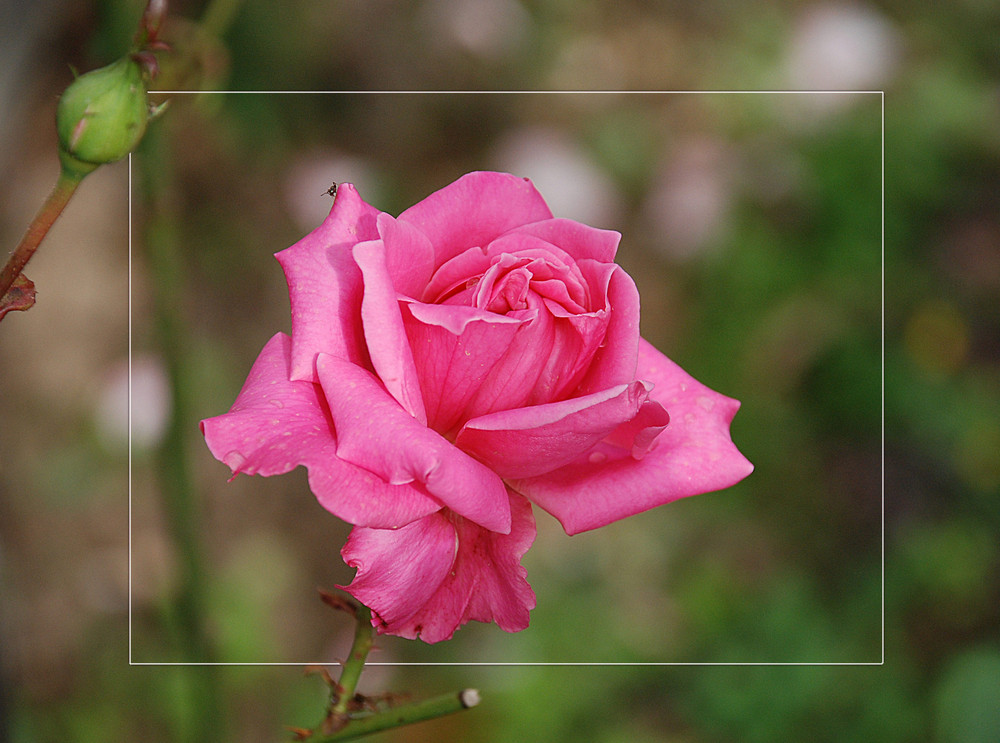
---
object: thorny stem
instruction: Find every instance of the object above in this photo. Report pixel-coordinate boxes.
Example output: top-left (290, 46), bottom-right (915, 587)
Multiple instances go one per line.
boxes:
top-left (302, 600), bottom-right (480, 740)
top-left (332, 603), bottom-right (375, 720)
top-left (1, 2), bottom-right (167, 318)
top-left (309, 690), bottom-right (481, 742)
top-left (136, 0), bottom-right (168, 46)
top-left (0, 169), bottom-right (84, 301)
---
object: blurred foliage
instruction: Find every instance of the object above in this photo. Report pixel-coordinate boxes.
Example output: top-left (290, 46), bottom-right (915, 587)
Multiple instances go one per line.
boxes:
top-left (1, 0), bottom-right (999, 742)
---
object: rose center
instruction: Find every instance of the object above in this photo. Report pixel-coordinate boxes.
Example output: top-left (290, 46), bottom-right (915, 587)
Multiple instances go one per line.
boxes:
top-left (451, 253), bottom-right (589, 317)
top-left (473, 256), bottom-right (533, 313)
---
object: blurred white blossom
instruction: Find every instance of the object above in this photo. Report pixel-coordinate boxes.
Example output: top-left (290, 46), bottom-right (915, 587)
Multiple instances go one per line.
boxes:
top-left (421, 0), bottom-right (530, 59)
top-left (784, 3), bottom-right (901, 117)
top-left (95, 355), bottom-right (169, 450)
top-left (642, 137), bottom-right (735, 260)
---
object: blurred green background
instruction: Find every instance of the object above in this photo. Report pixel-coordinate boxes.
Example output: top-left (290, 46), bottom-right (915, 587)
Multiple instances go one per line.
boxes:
top-left (1, 0), bottom-right (998, 741)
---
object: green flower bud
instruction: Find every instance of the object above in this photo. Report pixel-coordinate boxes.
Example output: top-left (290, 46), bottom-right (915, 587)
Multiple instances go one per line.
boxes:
top-left (56, 56), bottom-right (150, 177)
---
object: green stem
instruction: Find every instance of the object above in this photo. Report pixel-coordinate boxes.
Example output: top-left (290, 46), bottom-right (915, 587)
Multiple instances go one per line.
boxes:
top-left (0, 168), bottom-right (85, 299)
top-left (307, 603), bottom-right (480, 740)
top-left (313, 690), bottom-right (481, 742)
top-left (332, 604), bottom-right (374, 718)
top-left (140, 125), bottom-right (224, 741)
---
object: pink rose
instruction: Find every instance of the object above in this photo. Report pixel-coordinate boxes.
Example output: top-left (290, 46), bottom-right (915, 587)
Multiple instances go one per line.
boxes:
top-left (202, 171), bottom-right (752, 642)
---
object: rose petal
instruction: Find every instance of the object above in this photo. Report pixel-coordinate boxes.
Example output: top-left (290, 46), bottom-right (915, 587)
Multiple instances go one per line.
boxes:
top-left (484, 234), bottom-right (591, 312)
top-left (400, 299), bottom-right (525, 433)
top-left (423, 245), bottom-right (492, 304)
top-left (405, 492), bottom-right (536, 642)
top-left (473, 254), bottom-right (534, 311)
top-left (376, 212), bottom-right (436, 299)
top-left (338, 511), bottom-right (456, 630)
top-left (317, 353), bottom-right (511, 533)
top-left (529, 301), bottom-right (608, 404)
top-left (604, 398), bottom-right (672, 459)
top-left (574, 265), bottom-right (640, 396)
top-left (574, 257), bottom-right (616, 314)
top-left (511, 338), bottom-right (754, 535)
top-left (456, 380), bottom-right (662, 479)
top-left (399, 172), bottom-right (553, 265)
top-left (339, 491), bottom-right (536, 642)
top-left (463, 297), bottom-right (553, 416)
top-left (352, 239), bottom-right (427, 424)
top-left (507, 218), bottom-right (621, 263)
top-left (200, 333), bottom-right (441, 528)
top-left (275, 183), bottom-right (380, 382)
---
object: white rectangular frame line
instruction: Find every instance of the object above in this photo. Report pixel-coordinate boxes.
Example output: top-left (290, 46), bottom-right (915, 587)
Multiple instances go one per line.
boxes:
top-left (128, 89), bottom-right (885, 667)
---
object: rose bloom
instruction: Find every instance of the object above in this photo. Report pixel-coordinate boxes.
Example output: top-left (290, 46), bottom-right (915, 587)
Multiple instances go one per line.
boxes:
top-left (202, 171), bottom-right (752, 643)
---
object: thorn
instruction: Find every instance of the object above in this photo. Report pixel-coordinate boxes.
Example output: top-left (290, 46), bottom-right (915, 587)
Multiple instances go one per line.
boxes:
top-left (304, 665), bottom-right (337, 688)
top-left (357, 690), bottom-right (411, 711)
top-left (130, 50), bottom-right (160, 79)
top-left (318, 588), bottom-right (358, 618)
top-left (148, 100), bottom-right (170, 120)
top-left (320, 709), bottom-right (351, 736)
